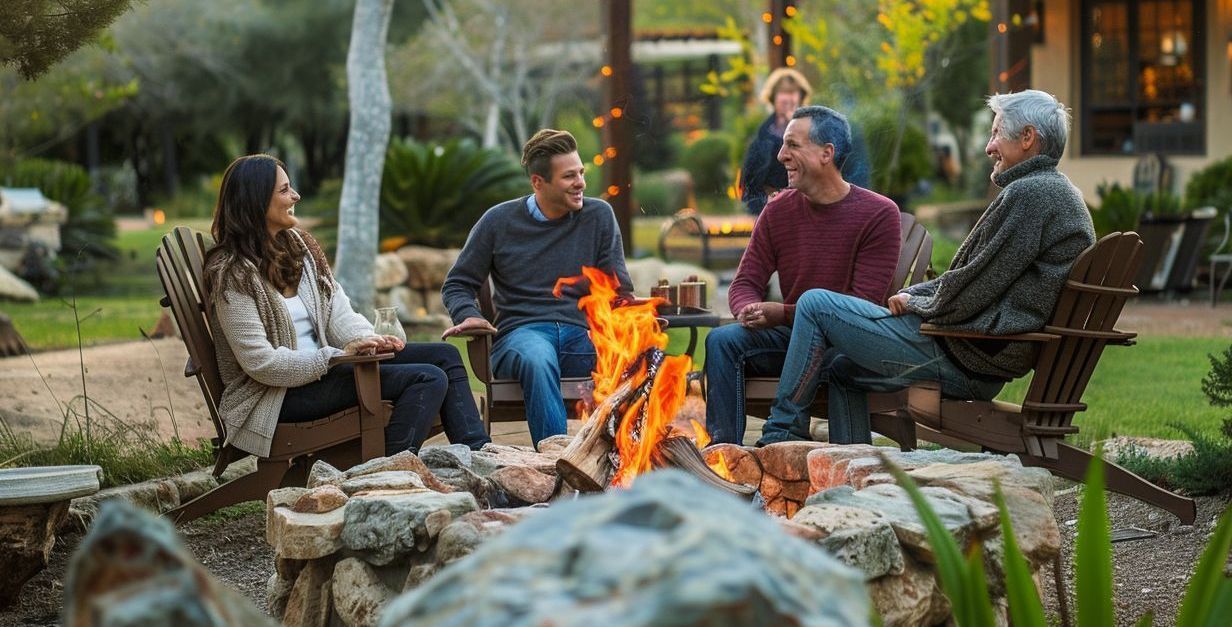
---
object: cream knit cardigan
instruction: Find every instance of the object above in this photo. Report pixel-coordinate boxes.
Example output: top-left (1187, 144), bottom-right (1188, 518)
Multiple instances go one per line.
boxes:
top-left (208, 230), bottom-right (373, 456)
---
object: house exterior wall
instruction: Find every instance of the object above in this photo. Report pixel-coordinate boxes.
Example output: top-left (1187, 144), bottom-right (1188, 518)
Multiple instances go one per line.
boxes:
top-left (1030, 0), bottom-right (1232, 203)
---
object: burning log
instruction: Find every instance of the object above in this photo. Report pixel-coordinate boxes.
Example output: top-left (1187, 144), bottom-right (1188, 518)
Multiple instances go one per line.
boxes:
top-left (650, 436), bottom-right (758, 500)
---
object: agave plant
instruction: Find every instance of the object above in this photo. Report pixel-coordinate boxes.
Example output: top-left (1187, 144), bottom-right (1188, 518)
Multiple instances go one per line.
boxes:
top-left (379, 138), bottom-right (526, 249)
top-left (888, 454), bottom-right (1232, 626)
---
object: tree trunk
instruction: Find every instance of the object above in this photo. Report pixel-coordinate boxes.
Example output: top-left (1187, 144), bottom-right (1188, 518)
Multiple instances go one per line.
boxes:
top-left (334, 0), bottom-right (394, 319)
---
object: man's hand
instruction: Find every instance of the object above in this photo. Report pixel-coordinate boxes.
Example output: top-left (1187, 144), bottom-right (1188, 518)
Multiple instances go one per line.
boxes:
top-left (441, 316), bottom-right (498, 340)
top-left (887, 293), bottom-right (910, 316)
top-left (376, 335), bottom-right (405, 352)
top-left (736, 302), bottom-right (786, 329)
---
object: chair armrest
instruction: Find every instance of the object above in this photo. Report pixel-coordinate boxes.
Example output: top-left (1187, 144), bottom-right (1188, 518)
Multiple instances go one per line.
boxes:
top-left (918, 323), bottom-right (1058, 342)
top-left (464, 333), bottom-right (494, 384)
top-left (339, 352), bottom-right (394, 460)
top-left (329, 352), bottom-right (394, 366)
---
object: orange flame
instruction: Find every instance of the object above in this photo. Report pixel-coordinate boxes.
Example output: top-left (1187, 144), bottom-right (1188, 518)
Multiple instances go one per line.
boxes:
top-left (709, 451), bottom-right (734, 482)
top-left (555, 267), bottom-right (729, 486)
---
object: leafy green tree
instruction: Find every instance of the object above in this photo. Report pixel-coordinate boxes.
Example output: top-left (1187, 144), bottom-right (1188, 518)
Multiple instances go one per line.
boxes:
top-left (926, 16), bottom-right (988, 175)
top-left (0, 0), bottom-right (131, 79)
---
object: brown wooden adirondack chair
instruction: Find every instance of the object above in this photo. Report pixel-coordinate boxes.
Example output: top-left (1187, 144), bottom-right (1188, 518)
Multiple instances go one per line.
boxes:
top-left (156, 226), bottom-right (427, 524)
top-left (463, 279), bottom-right (593, 432)
top-left (884, 231), bottom-right (1197, 524)
top-left (740, 212), bottom-right (934, 439)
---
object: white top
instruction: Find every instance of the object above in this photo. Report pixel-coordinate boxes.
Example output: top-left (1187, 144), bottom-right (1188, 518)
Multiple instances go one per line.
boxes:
top-left (283, 294), bottom-right (319, 351)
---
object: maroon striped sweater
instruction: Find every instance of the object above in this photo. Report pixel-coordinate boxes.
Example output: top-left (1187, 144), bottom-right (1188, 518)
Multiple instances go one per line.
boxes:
top-left (728, 186), bottom-right (901, 323)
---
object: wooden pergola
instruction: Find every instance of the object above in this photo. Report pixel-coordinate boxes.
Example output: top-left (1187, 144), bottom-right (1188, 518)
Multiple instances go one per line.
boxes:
top-left (602, 1), bottom-right (795, 254)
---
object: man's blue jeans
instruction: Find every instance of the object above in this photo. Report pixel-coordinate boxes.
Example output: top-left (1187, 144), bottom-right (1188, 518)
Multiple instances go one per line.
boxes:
top-left (760, 289), bottom-right (1005, 446)
top-left (492, 323), bottom-right (596, 446)
top-left (703, 324), bottom-right (792, 444)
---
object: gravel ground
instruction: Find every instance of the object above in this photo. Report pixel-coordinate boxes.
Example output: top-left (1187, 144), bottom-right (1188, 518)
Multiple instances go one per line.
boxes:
top-left (1, 488), bottom-right (1227, 626)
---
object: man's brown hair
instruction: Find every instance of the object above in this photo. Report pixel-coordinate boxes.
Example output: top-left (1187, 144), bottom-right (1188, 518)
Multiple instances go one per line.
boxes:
top-left (521, 129), bottom-right (578, 181)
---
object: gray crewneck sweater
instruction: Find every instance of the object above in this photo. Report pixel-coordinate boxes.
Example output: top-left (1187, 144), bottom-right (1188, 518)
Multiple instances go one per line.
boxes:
top-left (442, 195), bottom-right (633, 337)
top-left (903, 155), bottom-right (1096, 379)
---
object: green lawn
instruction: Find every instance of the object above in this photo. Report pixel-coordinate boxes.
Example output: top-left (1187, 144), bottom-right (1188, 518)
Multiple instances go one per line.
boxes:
top-left (6, 221), bottom-right (212, 350)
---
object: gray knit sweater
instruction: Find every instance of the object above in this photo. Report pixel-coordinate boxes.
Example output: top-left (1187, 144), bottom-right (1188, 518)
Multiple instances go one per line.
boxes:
top-left (903, 155), bottom-right (1095, 379)
top-left (208, 230), bottom-right (373, 456)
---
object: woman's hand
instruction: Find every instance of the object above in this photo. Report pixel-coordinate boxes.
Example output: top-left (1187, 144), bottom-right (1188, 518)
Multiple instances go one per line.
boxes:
top-left (343, 336), bottom-right (385, 356)
top-left (376, 335), bottom-right (405, 352)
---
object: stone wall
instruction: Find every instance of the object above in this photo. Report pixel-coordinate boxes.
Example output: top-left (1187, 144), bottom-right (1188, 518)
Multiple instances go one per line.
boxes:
top-left (264, 441), bottom-right (1059, 627)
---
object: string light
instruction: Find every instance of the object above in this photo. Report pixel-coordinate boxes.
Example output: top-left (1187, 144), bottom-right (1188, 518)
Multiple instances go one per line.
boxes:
top-left (997, 23), bottom-right (1008, 33)
top-left (773, 35), bottom-right (783, 46)
top-left (607, 185), bottom-right (620, 196)
top-left (593, 155), bottom-right (605, 166)
top-left (593, 116), bottom-right (605, 128)
top-left (785, 5), bottom-right (797, 17)
top-left (604, 146), bottom-right (617, 158)
top-left (600, 65), bottom-right (613, 76)
top-left (785, 55), bottom-right (797, 66)
top-left (610, 107), bottom-right (623, 118)
top-left (761, 12), bottom-right (772, 23)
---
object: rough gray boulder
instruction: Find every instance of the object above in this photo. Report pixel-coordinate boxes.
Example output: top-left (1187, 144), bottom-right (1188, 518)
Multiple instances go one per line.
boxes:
top-left (379, 469), bottom-right (869, 627)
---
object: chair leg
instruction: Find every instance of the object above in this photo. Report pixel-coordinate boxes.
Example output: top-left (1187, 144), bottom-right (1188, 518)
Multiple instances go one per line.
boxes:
top-left (1019, 442), bottom-right (1196, 525)
top-left (165, 459), bottom-right (293, 525)
top-left (870, 411), bottom-right (917, 451)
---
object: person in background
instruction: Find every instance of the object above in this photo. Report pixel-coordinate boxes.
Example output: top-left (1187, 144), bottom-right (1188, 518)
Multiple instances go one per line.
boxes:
top-left (740, 68), bottom-right (872, 214)
top-left (204, 154), bottom-right (491, 458)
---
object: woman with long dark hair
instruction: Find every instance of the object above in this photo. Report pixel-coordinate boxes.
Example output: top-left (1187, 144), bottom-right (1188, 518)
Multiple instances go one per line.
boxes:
top-left (203, 154), bottom-right (490, 458)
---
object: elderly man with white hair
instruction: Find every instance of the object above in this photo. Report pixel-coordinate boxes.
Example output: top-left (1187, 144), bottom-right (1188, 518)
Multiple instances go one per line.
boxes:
top-left (757, 89), bottom-right (1096, 447)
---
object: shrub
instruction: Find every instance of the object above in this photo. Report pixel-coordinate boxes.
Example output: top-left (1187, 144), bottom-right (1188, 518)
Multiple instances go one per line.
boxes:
top-left (379, 138), bottom-right (526, 248)
top-left (634, 169), bottom-right (692, 217)
top-left (1092, 182), bottom-right (1142, 236)
top-left (1116, 342), bottom-right (1232, 496)
top-left (5, 158), bottom-right (117, 264)
top-left (861, 110), bottom-right (932, 201)
top-left (679, 133), bottom-right (734, 199)
top-left (1184, 156), bottom-right (1232, 216)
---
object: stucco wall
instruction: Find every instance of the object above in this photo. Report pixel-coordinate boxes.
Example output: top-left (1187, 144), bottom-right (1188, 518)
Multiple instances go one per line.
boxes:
top-left (1031, 0), bottom-right (1232, 204)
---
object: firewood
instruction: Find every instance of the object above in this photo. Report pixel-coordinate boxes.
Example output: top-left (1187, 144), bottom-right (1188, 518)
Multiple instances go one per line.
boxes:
top-left (651, 436), bottom-right (758, 500)
top-left (554, 380), bottom-right (636, 492)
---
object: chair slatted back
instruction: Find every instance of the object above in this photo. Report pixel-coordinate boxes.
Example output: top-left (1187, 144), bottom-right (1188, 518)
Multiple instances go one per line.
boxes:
top-left (156, 227), bottom-right (226, 438)
top-left (886, 213), bottom-right (934, 303)
top-left (1022, 232), bottom-right (1143, 457)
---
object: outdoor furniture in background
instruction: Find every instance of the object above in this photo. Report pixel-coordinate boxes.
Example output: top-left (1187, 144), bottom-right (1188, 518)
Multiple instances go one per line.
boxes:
top-left (899, 232), bottom-right (1196, 524)
top-left (1210, 212), bottom-right (1232, 306)
top-left (658, 209), bottom-right (755, 269)
top-left (739, 212), bottom-right (934, 434)
top-left (156, 227), bottom-right (422, 524)
top-left (1134, 207), bottom-right (1215, 293)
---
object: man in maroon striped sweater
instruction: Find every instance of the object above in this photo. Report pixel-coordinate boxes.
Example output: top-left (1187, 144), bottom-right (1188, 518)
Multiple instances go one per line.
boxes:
top-left (704, 105), bottom-right (901, 445)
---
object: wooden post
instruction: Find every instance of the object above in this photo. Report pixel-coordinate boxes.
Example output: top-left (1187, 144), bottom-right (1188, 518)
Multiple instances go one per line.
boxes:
top-left (603, 0), bottom-right (634, 256)
top-left (767, 0), bottom-right (796, 69)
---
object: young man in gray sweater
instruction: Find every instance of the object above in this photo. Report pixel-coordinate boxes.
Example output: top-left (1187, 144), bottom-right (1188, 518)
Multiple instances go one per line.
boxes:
top-left (759, 89), bottom-right (1096, 446)
top-left (441, 129), bottom-right (633, 447)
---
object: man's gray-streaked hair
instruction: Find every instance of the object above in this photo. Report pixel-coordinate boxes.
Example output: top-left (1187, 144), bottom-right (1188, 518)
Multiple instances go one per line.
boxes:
top-left (790, 105), bottom-right (853, 168)
top-left (986, 90), bottom-right (1071, 159)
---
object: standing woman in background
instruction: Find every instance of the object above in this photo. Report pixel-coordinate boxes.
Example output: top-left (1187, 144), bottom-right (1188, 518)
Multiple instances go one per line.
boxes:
top-left (202, 154), bottom-right (490, 458)
top-left (739, 67), bottom-right (812, 215)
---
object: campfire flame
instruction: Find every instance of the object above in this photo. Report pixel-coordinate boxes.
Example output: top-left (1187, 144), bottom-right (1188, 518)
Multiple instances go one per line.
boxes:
top-left (554, 267), bottom-right (728, 487)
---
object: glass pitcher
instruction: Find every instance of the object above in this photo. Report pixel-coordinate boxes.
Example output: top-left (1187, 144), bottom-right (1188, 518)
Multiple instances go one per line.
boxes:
top-left (373, 306), bottom-right (407, 343)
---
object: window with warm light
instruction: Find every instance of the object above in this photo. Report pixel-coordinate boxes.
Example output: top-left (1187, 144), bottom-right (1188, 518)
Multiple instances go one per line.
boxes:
top-left (1081, 0), bottom-right (1205, 155)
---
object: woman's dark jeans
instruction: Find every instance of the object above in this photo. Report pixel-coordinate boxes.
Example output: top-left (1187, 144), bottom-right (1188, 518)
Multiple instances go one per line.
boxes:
top-left (280, 343), bottom-right (491, 455)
